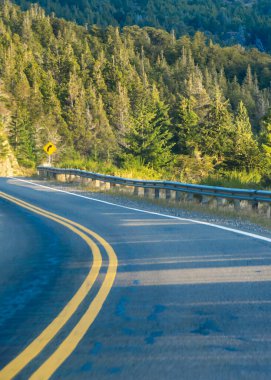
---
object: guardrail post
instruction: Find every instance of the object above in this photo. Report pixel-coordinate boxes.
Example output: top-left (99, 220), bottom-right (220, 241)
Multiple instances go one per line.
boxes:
top-left (172, 190), bottom-right (178, 201)
top-left (133, 186), bottom-right (139, 196)
top-left (55, 173), bottom-right (66, 182)
top-left (201, 195), bottom-right (208, 204)
top-left (176, 191), bottom-right (187, 202)
top-left (124, 185), bottom-right (134, 194)
top-left (234, 199), bottom-right (241, 211)
top-left (37, 168), bottom-right (43, 178)
top-left (99, 181), bottom-right (111, 191)
top-left (258, 201), bottom-right (269, 217)
top-left (170, 190), bottom-right (178, 201)
top-left (159, 189), bottom-right (167, 200)
top-left (251, 201), bottom-right (258, 212)
top-left (176, 191), bottom-right (182, 201)
top-left (239, 200), bottom-right (252, 211)
top-left (92, 179), bottom-right (101, 188)
top-left (201, 195), bottom-right (214, 206)
top-left (68, 174), bottom-right (76, 182)
top-left (216, 197), bottom-right (228, 208)
top-left (110, 183), bottom-right (121, 191)
top-left (136, 187), bottom-right (144, 197)
top-left (40, 169), bottom-right (47, 179)
top-left (46, 170), bottom-right (51, 179)
top-left (186, 193), bottom-right (194, 202)
top-left (166, 189), bottom-right (171, 200)
top-left (144, 188), bottom-right (155, 198)
top-left (99, 181), bottom-right (105, 190)
top-left (75, 175), bottom-right (81, 183)
top-left (144, 188), bottom-right (149, 197)
top-left (81, 177), bottom-right (92, 186)
top-left (153, 188), bottom-right (162, 199)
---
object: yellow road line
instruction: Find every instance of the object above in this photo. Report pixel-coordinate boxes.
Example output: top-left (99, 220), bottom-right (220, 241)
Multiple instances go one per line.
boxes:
top-left (0, 192), bottom-right (102, 380)
top-left (0, 191), bottom-right (118, 379)
top-left (30, 238), bottom-right (117, 380)
top-left (0, 191), bottom-right (114, 256)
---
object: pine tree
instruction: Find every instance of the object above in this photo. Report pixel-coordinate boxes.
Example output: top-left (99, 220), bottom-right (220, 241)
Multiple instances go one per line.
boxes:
top-left (197, 88), bottom-right (233, 162)
top-left (85, 88), bottom-right (117, 161)
top-left (243, 65), bottom-right (253, 90)
top-left (260, 109), bottom-right (271, 159)
top-left (227, 101), bottom-right (260, 170)
top-left (124, 94), bottom-right (173, 169)
top-left (185, 66), bottom-right (211, 119)
top-left (109, 82), bottom-right (131, 148)
top-left (8, 107), bottom-right (36, 167)
top-left (175, 96), bottom-right (199, 154)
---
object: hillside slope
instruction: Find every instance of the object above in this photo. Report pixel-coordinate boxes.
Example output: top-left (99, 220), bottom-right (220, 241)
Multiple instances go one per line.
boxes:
top-left (13, 0), bottom-right (271, 51)
top-left (0, 145), bottom-right (21, 176)
top-left (1, 2), bottom-right (271, 184)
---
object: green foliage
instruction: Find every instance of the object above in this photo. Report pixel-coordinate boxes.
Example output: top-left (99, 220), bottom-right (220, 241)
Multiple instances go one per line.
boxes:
top-left (13, 0), bottom-right (271, 52)
top-left (123, 93), bottom-right (174, 169)
top-left (175, 96), bottom-right (199, 155)
top-left (59, 157), bottom-right (162, 179)
top-left (195, 89), bottom-right (233, 162)
top-left (0, 121), bottom-right (8, 159)
top-left (172, 155), bottom-right (215, 183)
top-left (116, 156), bottom-right (163, 180)
top-left (8, 107), bottom-right (36, 166)
top-left (259, 109), bottom-right (271, 158)
top-left (201, 170), bottom-right (262, 189)
top-left (224, 101), bottom-right (260, 170)
top-left (1, 2), bottom-right (271, 186)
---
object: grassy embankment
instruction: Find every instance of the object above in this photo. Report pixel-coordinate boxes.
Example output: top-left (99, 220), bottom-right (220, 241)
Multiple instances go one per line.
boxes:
top-left (41, 158), bottom-right (270, 230)
top-left (57, 158), bottom-right (267, 190)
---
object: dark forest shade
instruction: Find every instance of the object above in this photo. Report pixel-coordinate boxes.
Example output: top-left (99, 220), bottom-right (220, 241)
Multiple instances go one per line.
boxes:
top-left (12, 0), bottom-right (271, 52)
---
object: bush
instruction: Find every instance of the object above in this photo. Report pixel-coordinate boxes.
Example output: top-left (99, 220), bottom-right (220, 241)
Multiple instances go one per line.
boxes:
top-left (171, 155), bottom-right (214, 183)
top-left (19, 158), bottom-right (36, 169)
top-left (59, 159), bottom-right (86, 170)
top-left (118, 155), bottom-right (163, 180)
top-left (56, 157), bottom-right (268, 190)
top-left (201, 170), bottom-right (262, 189)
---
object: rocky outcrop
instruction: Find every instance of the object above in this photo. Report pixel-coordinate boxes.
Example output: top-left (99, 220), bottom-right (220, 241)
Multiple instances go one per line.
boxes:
top-left (0, 143), bottom-right (22, 177)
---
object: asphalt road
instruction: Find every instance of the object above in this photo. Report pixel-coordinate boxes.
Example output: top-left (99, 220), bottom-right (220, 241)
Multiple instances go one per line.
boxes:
top-left (1, 177), bottom-right (271, 379)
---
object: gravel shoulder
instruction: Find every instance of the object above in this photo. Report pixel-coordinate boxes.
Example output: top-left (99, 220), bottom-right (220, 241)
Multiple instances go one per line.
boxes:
top-left (21, 178), bottom-right (271, 240)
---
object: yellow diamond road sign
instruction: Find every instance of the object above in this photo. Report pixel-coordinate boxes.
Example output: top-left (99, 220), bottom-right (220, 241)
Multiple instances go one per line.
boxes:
top-left (43, 142), bottom-right (57, 155)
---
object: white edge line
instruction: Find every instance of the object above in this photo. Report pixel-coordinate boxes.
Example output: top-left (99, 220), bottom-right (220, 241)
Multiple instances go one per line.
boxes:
top-left (10, 177), bottom-right (271, 244)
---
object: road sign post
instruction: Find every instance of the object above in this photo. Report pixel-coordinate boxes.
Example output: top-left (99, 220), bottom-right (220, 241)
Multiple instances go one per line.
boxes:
top-left (43, 142), bottom-right (57, 167)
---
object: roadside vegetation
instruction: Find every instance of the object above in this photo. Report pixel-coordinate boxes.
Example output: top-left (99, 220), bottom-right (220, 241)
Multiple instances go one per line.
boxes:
top-left (59, 159), bottom-right (268, 190)
top-left (1, 2), bottom-right (271, 189)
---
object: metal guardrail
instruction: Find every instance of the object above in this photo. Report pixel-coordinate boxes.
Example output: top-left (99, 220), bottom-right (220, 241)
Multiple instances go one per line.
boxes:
top-left (37, 166), bottom-right (271, 204)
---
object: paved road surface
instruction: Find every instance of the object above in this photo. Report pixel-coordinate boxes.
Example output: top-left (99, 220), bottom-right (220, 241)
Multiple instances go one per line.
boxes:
top-left (1, 177), bottom-right (271, 379)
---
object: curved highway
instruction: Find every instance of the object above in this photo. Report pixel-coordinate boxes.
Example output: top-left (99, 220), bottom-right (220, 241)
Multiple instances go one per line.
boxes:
top-left (1, 177), bottom-right (271, 379)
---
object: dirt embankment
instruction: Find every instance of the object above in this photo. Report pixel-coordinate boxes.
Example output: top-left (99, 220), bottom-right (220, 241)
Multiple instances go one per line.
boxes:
top-left (0, 144), bottom-right (22, 177)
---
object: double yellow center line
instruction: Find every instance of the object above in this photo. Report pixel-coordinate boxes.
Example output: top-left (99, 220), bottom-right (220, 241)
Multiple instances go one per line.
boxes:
top-left (0, 191), bottom-right (118, 379)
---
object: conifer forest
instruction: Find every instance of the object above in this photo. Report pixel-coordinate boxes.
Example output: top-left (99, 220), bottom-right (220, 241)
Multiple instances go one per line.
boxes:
top-left (1, 0), bottom-right (271, 186)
